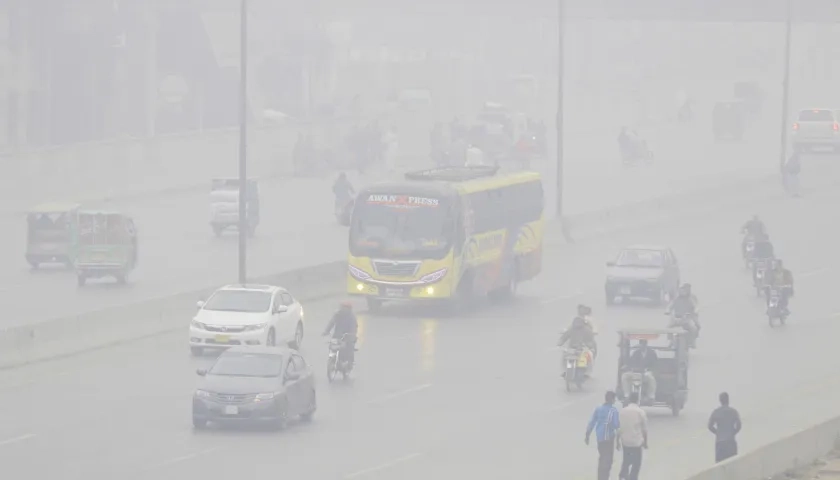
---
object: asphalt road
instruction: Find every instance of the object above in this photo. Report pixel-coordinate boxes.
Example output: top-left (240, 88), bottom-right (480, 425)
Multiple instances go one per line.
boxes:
top-left (0, 108), bottom-right (779, 327)
top-left (0, 175), bottom-right (837, 480)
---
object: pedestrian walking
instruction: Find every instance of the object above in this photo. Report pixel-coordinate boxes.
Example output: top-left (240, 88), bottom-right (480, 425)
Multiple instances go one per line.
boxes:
top-left (585, 390), bottom-right (621, 480)
top-left (617, 392), bottom-right (648, 480)
top-left (708, 392), bottom-right (742, 463)
top-left (782, 152), bottom-right (801, 196)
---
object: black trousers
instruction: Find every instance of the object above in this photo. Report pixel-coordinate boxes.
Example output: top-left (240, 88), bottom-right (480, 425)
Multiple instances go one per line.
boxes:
top-left (715, 439), bottom-right (738, 463)
top-left (597, 439), bottom-right (615, 480)
top-left (619, 446), bottom-right (643, 480)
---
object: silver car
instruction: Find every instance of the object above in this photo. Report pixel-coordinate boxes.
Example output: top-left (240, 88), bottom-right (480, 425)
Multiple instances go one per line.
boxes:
top-left (792, 108), bottom-right (840, 153)
top-left (192, 346), bottom-right (316, 429)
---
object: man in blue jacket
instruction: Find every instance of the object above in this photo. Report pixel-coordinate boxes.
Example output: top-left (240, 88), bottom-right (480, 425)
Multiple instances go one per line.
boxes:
top-left (586, 390), bottom-right (621, 480)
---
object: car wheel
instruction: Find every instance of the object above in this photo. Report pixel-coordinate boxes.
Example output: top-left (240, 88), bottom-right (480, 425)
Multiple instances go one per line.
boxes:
top-left (289, 322), bottom-right (304, 349)
top-left (192, 416), bottom-right (208, 429)
top-left (190, 347), bottom-right (204, 357)
top-left (266, 328), bottom-right (276, 347)
top-left (300, 390), bottom-right (316, 422)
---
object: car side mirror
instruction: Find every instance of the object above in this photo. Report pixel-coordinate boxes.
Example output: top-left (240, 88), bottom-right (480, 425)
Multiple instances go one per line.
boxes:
top-left (274, 305), bottom-right (288, 314)
top-left (606, 261), bottom-right (615, 267)
top-left (196, 300), bottom-right (205, 309)
top-left (196, 369), bottom-right (207, 376)
top-left (284, 372), bottom-right (299, 383)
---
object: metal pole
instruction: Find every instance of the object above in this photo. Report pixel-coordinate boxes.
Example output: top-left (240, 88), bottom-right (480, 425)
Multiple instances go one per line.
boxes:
top-left (237, 0), bottom-right (248, 283)
top-left (779, 0), bottom-right (793, 171)
top-left (556, 0), bottom-right (565, 218)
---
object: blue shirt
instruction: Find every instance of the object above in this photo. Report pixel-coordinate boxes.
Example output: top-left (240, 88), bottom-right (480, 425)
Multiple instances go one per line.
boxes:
top-left (586, 403), bottom-right (620, 443)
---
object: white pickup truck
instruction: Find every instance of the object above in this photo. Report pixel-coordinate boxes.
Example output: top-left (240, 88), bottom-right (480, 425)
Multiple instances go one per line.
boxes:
top-left (792, 108), bottom-right (840, 153)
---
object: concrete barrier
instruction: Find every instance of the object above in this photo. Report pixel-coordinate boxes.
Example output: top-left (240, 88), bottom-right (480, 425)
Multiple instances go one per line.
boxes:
top-left (684, 416), bottom-right (840, 480)
top-left (0, 160), bottom-right (834, 369)
top-left (0, 260), bottom-right (345, 369)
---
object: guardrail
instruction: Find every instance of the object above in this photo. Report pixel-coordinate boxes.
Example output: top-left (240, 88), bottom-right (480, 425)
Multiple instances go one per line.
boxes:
top-left (685, 416), bottom-right (840, 480)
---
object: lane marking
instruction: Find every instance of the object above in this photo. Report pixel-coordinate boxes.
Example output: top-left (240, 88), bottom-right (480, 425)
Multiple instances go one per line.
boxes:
top-left (0, 433), bottom-right (36, 447)
top-left (799, 268), bottom-right (829, 279)
top-left (151, 447), bottom-right (224, 469)
top-left (368, 384), bottom-right (432, 405)
top-left (344, 452), bottom-right (424, 479)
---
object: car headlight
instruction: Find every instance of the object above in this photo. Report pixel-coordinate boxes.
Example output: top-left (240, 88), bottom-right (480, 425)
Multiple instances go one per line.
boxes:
top-left (243, 323), bottom-right (267, 332)
top-left (255, 392), bottom-right (279, 402)
top-left (195, 389), bottom-right (211, 398)
top-left (191, 319), bottom-right (206, 330)
top-left (348, 265), bottom-right (372, 281)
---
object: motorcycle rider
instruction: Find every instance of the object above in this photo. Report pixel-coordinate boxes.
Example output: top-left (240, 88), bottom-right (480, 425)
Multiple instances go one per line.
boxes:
top-left (665, 283), bottom-right (701, 343)
top-left (332, 172), bottom-right (356, 214)
top-left (322, 301), bottom-right (359, 367)
top-left (751, 233), bottom-right (775, 284)
top-left (617, 126), bottom-right (640, 163)
top-left (740, 215), bottom-right (767, 257)
top-left (557, 316), bottom-right (596, 375)
top-left (766, 259), bottom-right (794, 316)
top-left (621, 339), bottom-right (658, 404)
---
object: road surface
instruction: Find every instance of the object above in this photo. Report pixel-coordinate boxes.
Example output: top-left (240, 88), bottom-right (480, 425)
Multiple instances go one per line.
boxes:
top-left (0, 173), bottom-right (837, 479)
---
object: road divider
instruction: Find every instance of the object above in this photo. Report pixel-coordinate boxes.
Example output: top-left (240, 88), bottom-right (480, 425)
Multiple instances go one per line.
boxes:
top-left (0, 159), bottom-right (836, 369)
top-left (684, 415), bottom-right (840, 480)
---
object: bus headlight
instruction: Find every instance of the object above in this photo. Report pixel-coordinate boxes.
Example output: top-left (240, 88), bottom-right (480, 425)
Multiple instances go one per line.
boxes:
top-left (425, 286), bottom-right (435, 295)
top-left (419, 268), bottom-right (448, 284)
top-left (348, 265), bottom-right (372, 281)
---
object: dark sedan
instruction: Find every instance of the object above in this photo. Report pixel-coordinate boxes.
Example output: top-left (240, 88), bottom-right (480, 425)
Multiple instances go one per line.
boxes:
top-left (192, 346), bottom-right (316, 429)
top-left (605, 245), bottom-right (680, 306)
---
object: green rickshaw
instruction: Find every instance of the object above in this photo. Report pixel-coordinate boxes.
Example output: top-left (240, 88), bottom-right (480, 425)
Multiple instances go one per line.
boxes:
top-left (75, 210), bottom-right (138, 286)
top-left (25, 202), bottom-right (81, 269)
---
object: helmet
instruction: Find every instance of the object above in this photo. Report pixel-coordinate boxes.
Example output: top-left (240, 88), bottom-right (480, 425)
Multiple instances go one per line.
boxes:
top-left (338, 172), bottom-right (347, 180)
top-left (753, 214), bottom-right (760, 221)
top-left (679, 283), bottom-right (692, 295)
top-left (577, 304), bottom-right (590, 315)
top-left (339, 300), bottom-right (353, 309)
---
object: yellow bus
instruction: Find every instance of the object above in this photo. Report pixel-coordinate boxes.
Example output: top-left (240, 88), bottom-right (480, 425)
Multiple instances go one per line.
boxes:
top-left (347, 166), bottom-right (544, 311)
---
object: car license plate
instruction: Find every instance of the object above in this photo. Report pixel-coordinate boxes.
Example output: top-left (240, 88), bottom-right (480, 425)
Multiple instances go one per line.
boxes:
top-left (215, 335), bottom-right (230, 343)
top-left (224, 405), bottom-right (238, 415)
top-left (619, 286), bottom-right (632, 295)
top-left (384, 288), bottom-right (406, 298)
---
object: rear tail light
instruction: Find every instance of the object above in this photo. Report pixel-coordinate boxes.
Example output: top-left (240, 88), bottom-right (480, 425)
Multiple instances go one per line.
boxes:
top-left (793, 122), bottom-right (799, 130)
top-left (833, 122), bottom-right (838, 131)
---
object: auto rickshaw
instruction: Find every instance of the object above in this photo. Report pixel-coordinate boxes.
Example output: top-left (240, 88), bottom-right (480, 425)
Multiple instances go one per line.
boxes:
top-left (25, 202), bottom-right (81, 269)
top-left (616, 328), bottom-right (689, 416)
top-left (712, 100), bottom-right (746, 141)
top-left (209, 178), bottom-right (260, 237)
top-left (74, 210), bottom-right (138, 286)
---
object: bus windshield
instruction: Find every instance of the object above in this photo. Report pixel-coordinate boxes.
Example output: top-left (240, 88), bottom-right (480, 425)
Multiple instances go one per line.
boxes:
top-left (350, 193), bottom-right (454, 258)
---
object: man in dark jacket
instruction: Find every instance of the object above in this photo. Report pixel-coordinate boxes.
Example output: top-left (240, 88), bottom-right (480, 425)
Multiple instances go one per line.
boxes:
top-left (708, 392), bottom-right (741, 462)
top-left (322, 301), bottom-right (359, 365)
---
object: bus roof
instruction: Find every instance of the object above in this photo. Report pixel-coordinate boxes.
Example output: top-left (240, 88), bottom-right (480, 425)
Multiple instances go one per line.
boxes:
top-left (28, 202), bottom-right (82, 214)
top-left (361, 168), bottom-right (541, 198)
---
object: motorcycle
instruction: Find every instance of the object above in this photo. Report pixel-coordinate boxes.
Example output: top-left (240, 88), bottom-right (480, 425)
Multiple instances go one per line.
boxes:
top-left (766, 288), bottom-right (788, 327)
top-left (753, 262), bottom-right (768, 297)
top-left (667, 312), bottom-right (699, 348)
top-left (334, 198), bottom-right (355, 227)
top-left (743, 240), bottom-right (756, 269)
top-left (326, 334), bottom-right (354, 382)
top-left (563, 347), bottom-right (593, 392)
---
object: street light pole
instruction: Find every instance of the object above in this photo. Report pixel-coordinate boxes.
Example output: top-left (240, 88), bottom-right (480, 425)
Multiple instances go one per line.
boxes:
top-left (237, 0), bottom-right (249, 284)
top-left (779, 0), bottom-right (793, 171)
top-left (556, 0), bottom-right (566, 218)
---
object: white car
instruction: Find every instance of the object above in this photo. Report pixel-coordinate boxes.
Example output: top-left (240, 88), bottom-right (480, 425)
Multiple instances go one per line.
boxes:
top-left (189, 284), bottom-right (305, 356)
top-left (792, 108), bottom-right (840, 153)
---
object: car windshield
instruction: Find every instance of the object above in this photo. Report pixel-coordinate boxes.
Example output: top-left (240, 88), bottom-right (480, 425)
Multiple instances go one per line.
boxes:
top-left (209, 352), bottom-right (283, 377)
top-left (203, 290), bottom-right (271, 313)
top-left (350, 194), bottom-right (453, 258)
top-left (616, 249), bottom-right (665, 268)
top-left (799, 110), bottom-right (833, 121)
